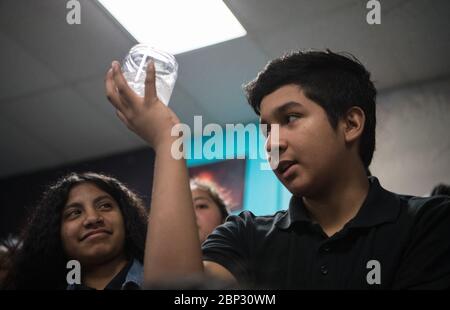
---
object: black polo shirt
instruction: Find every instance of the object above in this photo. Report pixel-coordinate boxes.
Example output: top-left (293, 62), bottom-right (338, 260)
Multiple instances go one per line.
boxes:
top-left (202, 177), bottom-right (450, 289)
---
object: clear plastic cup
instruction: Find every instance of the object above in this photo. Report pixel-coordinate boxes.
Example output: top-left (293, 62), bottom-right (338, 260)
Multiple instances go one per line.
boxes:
top-left (121, 44), bottom-right (178, 105)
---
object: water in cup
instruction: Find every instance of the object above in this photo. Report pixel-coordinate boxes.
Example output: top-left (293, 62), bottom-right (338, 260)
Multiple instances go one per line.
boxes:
top-left (121, 44), bottom-right (178, 105)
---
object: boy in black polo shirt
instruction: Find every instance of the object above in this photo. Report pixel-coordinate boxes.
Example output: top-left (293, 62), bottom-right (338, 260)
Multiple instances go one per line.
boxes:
top-left (105, 50), bottom-right (450, 289)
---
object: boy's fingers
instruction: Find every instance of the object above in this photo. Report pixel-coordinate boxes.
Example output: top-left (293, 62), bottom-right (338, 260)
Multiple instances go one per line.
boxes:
top-left (144, 60), bottom-right (158, 104)
top-left (111, 61), bottom-right (138, 106)
top-left (105, 68), bottom-right (127, 113)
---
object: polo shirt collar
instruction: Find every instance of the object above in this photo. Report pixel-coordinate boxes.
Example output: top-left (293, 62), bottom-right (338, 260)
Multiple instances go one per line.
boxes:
top-left (276, 177), bottom-right (401, 230)
top-left (122, 259), bottom-right (144, 289)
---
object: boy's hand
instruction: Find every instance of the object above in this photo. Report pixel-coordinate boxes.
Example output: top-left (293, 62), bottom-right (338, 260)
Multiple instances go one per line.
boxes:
top-left (105, 60), bottom-right (180, 150)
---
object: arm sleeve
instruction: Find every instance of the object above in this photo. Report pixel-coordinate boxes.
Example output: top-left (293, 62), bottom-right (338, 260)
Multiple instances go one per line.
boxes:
top-left (393, 196), bottom-right (450, 289)
top-left (201, 211), bottom-right (256, 286)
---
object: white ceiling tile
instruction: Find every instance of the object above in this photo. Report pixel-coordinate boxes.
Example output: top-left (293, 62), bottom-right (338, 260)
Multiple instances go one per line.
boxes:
top-left (381, 0), bottom-right (450, 86)
top-left (0, 32), bottom-right (60, 101)
top-left (226, 0), bottom-right (450, 90)
top-left (0, 116), bottom-right (62, 177)
top-left (1, 87), bottom-right (146, 165)
top-left (225, 0), bottom-right (358, 34)
top-left (0, 0), bottom-right (135, 82)
top-left (176, 36), bottom-right (268, 125)
top-left (167, 83), bottom-right (209, 130)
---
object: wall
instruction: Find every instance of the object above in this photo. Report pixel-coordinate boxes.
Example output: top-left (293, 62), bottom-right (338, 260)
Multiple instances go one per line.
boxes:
top-left (372, 78), bottom-right (450, 196)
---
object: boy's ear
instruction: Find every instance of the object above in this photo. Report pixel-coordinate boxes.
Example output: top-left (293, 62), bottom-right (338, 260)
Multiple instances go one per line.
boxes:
top-left (342, 106), bottom-right (365, 143)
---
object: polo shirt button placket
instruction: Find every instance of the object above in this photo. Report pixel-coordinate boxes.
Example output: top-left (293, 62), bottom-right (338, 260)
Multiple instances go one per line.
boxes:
top-left (320, 264), bottom-right (329, 275)
top-left (319, 244), bottom-right (330, 275)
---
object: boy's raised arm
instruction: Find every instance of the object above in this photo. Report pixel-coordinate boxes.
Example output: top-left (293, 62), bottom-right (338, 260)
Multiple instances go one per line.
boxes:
top-left (104, 61), bottom-right (203, 284)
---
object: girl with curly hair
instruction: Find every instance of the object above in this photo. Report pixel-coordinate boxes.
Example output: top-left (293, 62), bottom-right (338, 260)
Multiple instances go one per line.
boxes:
top-left (3, 172), bottom-right (148, 290)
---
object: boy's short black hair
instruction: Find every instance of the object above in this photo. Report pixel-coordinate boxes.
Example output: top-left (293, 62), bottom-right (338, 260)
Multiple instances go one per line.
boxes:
top-left (243, 49), bottom-right (377, 168)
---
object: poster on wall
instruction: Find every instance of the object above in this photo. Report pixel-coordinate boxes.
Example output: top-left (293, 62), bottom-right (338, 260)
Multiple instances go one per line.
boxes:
top-left (188, 159), bottom-right (246, 213)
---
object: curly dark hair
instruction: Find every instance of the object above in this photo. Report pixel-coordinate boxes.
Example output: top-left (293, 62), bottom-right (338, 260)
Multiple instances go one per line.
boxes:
top-left (3, 172), bottom-right (148, 290)
top-left (243, 49), bottom-right (377, 168)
